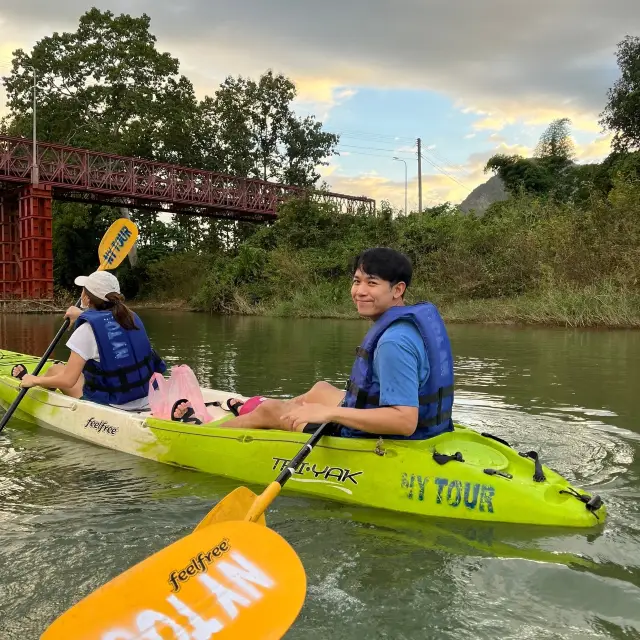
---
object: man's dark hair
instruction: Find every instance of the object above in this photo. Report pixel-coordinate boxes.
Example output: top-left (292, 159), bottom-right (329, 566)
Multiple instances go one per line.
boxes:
top-left (351, 247), bottom-right (413, 288)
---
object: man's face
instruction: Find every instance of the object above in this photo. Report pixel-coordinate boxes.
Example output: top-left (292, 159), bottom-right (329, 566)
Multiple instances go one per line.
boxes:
top-left (351, 268), bottom-right (405, 319)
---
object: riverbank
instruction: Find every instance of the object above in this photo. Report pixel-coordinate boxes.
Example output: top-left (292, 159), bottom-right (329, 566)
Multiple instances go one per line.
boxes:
top-left (0, 297), bottom-right (194, 315)
top-left (205, 282), bottom-right (640, 329)
top-left (5, 284), bottom-right (640, 329)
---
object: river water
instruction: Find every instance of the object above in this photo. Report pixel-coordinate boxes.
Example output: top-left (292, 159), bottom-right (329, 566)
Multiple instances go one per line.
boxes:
top-left (1, 311), bottom-right (639, 639)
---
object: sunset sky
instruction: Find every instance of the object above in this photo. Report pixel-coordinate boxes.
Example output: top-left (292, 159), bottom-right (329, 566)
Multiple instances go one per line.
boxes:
top-left (0, 1), bottom-right (635, 210)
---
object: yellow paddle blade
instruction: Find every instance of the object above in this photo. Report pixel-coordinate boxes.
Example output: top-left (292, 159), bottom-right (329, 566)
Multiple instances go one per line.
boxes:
top-left (194, 487), bottom-right (266, 531)
top-left (42, 520), bottom-right (306, 640)
top-left (97, 218), bottom-right (138, 271)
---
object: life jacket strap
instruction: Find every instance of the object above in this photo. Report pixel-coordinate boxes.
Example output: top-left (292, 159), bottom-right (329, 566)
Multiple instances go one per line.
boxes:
top-left (419, 384), bottom-right (454, 405)
top-left (346, 381), bottom-right (454, 408)
top-left (84, 351), bottom-right (160, 377)
top-left (84, 375), bottom-right (153, 394)
top-left (346, 381), bottom-right (379, 407)
top-left (417, 409), bottom-right (452, 429)
top-left (84, 356), bottom-right (156, 395)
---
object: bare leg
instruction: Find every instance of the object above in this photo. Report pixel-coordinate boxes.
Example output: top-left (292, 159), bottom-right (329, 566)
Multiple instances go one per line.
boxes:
top-left (40, 363), bottom-right (84, 399)
top-left (222, 382), bottom-right (345, 431)
top-left (172, 381), bottom-right (345, 431)
top-left (221, 399), bottom-right (292, 430)
top-left (292, 381), bottom-right (345, 406)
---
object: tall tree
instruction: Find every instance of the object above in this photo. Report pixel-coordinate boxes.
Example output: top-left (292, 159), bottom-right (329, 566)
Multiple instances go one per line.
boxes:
top-left (1, 8), bottom-right (200, 162)
top-left (207, 70), bottom-right (339, 186)
top-left (534, 117), bottom-right (575, 161)
top-left (600, 36), bottom-right (640, 152)
top-left (282, 115), bottom-right (339, 187)
top-left (485, 118), bottom-right (575, 197)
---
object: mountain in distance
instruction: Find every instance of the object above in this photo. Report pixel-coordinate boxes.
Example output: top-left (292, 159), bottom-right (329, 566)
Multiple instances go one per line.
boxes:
top-left (458, 174), bottom-right (508, 214)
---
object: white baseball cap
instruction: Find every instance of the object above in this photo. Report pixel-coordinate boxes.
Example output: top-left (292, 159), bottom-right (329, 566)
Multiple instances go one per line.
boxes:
top-left (74, 271), bottom-right (121, 301)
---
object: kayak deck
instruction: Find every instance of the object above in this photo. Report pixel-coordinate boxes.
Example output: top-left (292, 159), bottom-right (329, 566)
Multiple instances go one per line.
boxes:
top-left (0, 349), bottom-right (606, 528)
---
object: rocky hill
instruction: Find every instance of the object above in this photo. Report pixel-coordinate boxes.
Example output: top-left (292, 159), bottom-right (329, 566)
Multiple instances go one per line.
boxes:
top-left (459, 175), bottom-right (508, 214)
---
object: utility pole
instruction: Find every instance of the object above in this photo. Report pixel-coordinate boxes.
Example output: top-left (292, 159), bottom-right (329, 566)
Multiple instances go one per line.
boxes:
top-left (31, 67), bottom-right (39, 186)
top-left (416, 138), bottom-right (422, 213)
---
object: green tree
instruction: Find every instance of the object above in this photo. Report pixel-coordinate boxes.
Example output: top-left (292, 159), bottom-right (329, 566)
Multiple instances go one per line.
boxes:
top-left (485, 119), bottom-right (576, 197)
top-left (1, 8), bottom-right (200, 163)
top-left (484, 154), bottom-right (555, 196)
top-left (206, 70), bottom-right (339, 186)
top-left (600, 36), bottom-right (640, 152)
top-left (534, 117), bottom-right (575, 161)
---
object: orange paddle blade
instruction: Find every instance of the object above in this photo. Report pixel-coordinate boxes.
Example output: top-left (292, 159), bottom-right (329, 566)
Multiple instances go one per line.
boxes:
top-left (42, 521), bottom-right (306, 640)
top-left (97, 218), bottom-right (138, 271)
top-left (194, 487), bottom-right (265, 531)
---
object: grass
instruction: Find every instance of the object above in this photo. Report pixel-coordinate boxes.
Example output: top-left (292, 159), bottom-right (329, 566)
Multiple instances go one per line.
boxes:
top-left (184, 279), bottom-right (640, 328)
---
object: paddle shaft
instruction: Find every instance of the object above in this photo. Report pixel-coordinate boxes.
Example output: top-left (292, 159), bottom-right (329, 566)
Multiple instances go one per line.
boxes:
top-left (0, 296), bottom-right (81, 433)
top-left (245, 422), bottom-right (331, 522)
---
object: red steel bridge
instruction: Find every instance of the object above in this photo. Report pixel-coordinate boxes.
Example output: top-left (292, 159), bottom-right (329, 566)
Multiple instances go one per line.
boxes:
top-left (0, 135), bottom-right (375, 299)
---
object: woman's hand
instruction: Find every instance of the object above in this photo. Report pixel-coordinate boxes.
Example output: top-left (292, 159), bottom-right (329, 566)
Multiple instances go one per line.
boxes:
top-left (19, 374), bottom-right (38, 389)
top-left (64, 306), bottom-right (83, 323)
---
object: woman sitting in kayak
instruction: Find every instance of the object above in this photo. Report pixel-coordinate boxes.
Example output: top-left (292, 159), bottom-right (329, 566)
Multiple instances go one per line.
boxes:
top-left (13, 271), bottom-right (166, 411)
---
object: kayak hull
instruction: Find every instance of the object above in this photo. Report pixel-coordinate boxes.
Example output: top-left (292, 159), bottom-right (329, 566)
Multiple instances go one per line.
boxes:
top-left (0, 349), bottom-right (606, 528)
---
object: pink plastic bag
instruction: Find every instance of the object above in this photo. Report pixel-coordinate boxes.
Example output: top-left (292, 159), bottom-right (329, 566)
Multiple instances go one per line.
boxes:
top-left (148, 365), bottom-right (212, 423)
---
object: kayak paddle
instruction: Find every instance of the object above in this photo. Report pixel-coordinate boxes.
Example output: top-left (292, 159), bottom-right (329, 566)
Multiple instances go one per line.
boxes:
top-left (194, 422), bottom-right (333, 531)
top-left (41, 414), bottom-right (328, 638)
top-left (0, 218), bottom-right (138, 433)
top-left (41, 519), bottom-right (306, 640)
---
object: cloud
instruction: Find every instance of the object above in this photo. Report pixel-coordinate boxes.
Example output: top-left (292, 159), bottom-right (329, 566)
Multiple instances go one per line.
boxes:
top-left (574, 134), bottom-right (614, 162)
top-left (292, 79), bottom-right (357, 121)
top-left (472, 116), bottom-right (516, 132)
top-left (325, 133), bottom-right (613, 210)
top-left (0, 0), bottom-right (632, 130)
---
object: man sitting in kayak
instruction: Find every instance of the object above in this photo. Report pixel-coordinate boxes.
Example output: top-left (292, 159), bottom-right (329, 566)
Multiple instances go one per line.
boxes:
top-left (13, 271), bottom-right (166, 411)
top-left (175, 247), bottom-right (454, 439)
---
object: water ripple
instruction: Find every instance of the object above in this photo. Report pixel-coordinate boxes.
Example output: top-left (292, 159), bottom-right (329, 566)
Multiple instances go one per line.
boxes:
top-left (1, 315), bottom-right (639, 639)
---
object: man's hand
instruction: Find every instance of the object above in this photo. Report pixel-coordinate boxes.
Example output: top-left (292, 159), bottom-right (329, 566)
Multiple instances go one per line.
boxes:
top-left (280, 402), bottom-right (335, 431)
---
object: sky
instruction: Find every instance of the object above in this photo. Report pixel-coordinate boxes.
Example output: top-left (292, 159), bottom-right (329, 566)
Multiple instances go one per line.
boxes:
top-left (0, 0), bottom-right (635, 211)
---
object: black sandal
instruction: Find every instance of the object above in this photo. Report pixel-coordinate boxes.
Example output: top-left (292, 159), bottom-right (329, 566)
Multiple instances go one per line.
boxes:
top-left (208, 399), bottom-right (244, 416)
top-left (11, 364), bottom-right (27, 380)
top-left (226, 398), bottom-right (244, 416)
top-left (170, 398), bottom-right (202, 425)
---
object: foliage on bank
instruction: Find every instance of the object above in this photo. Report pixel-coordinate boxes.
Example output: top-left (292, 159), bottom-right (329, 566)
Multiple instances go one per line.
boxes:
top-left (182, 177), bottom-right (640, 327)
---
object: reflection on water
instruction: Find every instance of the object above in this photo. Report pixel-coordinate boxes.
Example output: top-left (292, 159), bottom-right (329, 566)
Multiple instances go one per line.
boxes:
top-left (1, 312), bottom-right (639, 639)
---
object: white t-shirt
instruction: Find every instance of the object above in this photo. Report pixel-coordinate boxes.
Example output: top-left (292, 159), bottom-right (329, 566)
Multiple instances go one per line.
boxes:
top-left (67, 323), bottom-right (150, 411)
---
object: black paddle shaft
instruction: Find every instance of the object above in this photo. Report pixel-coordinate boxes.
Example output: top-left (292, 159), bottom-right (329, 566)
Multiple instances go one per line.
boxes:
top-left (275, 422), bottom-right (332, 487)
top-left (0, 296), bottom-right (81, 433)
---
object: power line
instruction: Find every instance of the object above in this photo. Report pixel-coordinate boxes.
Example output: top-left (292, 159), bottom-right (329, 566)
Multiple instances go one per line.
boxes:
top-left (334, 130), bottom-right (415, 144)
top-left (336, 142), bottom-right (414, 156)
top-left (426, 147), bottom-right (474, 178)
top-left (335, 149), bottom-right (405, 159)
top-left (420, 153), bottom-right (471, 191)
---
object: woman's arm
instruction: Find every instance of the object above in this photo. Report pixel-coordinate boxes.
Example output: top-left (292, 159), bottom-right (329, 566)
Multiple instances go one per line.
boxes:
top-left (20, 351), bottom-right (87, 390)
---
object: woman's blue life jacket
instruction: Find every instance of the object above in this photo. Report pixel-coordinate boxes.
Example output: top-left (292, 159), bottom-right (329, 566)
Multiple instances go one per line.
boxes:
top-left (340, 302), bottom-right (454, 440)
top-left (74, 309), bottom-right (167, 405)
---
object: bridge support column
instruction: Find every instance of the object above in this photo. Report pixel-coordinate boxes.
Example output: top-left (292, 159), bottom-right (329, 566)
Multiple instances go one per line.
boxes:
top-left (19, 184), bottom-right (54, 300)
top-left (0, 192), bottom-right (20, 299)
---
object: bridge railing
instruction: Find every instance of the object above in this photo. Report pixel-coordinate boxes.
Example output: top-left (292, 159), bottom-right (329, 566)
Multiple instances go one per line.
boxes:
top-left (0, 135), bottom-right (375, 218)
